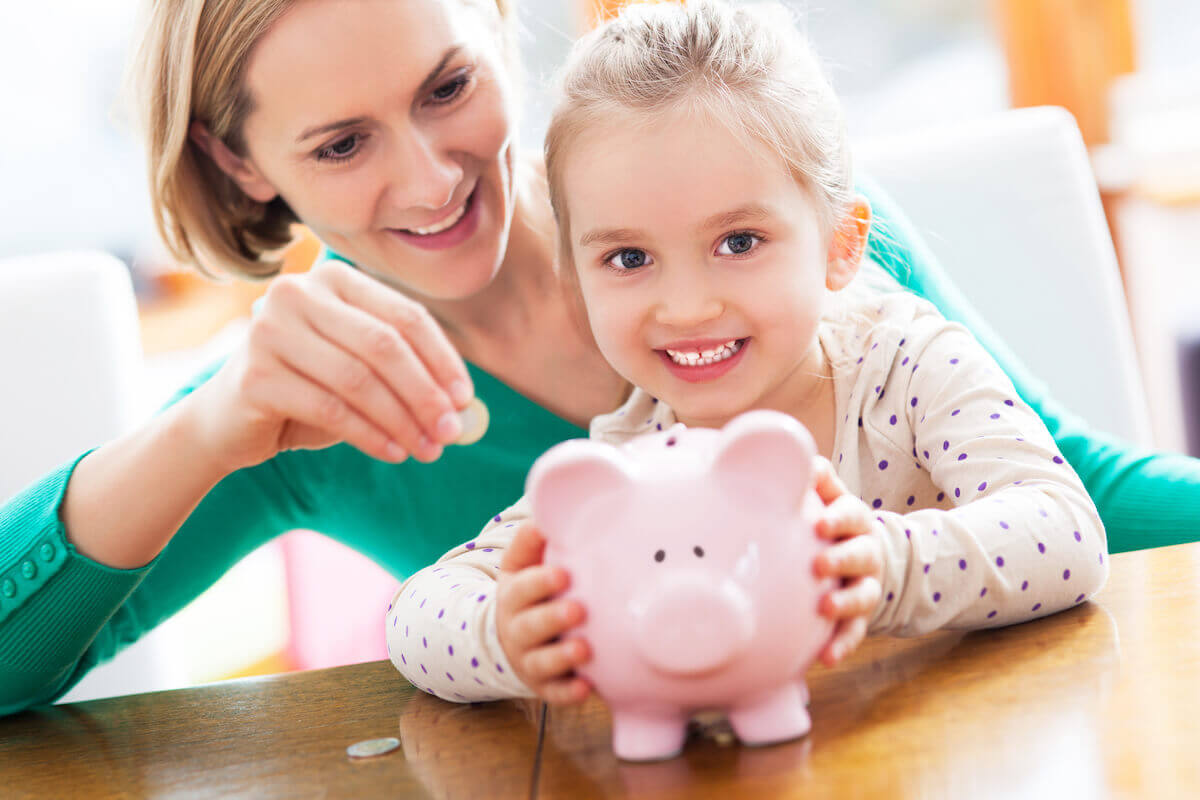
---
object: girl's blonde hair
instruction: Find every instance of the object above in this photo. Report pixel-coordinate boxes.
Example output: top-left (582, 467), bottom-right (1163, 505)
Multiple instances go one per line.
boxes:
top-left (128, 0), bottom-right (517, 279)
top-left (545, 0), bottom-right (854, 270)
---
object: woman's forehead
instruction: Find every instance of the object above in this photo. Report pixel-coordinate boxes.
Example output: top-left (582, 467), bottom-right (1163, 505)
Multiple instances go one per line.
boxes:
top-left (243, 0), bottom-right (490, 126)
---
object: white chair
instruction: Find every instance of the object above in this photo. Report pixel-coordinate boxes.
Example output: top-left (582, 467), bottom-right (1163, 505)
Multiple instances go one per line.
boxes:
top-left (855, 106), bottom-right (1153, 446)
top-left (0, 251), bottom-right (144, 501)
top-left (0, 250), bottom-right (186, 702)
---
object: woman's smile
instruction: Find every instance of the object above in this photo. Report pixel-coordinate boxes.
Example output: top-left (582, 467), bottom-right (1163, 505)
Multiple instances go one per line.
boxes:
top-left (388, 183), bottom-right (483, 251)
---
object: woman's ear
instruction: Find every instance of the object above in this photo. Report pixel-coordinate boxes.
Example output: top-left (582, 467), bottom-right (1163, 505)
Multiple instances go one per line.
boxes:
top-left (188, 121), bottom-right (279, 204)
top-left (826, 195), bottom-right (872, 291)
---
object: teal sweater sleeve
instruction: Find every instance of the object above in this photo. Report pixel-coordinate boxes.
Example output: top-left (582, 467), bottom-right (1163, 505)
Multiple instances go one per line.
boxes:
top-left (3, 181), bottom-right (1197, 715)
top-left (0, 358), bottom-right (583, 715)
top-left (860, 177), bottom-right (1200, 552)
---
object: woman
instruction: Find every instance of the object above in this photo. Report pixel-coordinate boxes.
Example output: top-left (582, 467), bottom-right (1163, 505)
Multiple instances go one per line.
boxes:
top-left (0, 0), bottom-right (1193, 715)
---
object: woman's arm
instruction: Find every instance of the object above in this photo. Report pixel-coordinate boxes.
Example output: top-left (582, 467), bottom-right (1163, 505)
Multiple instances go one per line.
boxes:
top-left (862, 176), bottom-right (1200, 553)
top-left (0, 363), bottom-right (308, 714)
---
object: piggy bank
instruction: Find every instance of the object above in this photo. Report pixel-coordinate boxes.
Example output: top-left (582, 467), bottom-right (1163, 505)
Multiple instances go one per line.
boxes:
top-left (527, 409), bottom-right (836, 761)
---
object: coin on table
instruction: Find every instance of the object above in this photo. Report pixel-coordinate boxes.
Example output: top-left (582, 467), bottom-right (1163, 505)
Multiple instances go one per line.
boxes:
top-left (455, 397), bottom-right (490, 446)
top-left (346, 737), bottom-right (401, 759)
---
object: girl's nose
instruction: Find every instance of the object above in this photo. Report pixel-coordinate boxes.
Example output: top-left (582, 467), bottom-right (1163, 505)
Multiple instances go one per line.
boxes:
top-left (654, 271), bottom-right (725, 329)
top-left (387, 129), bottom-right (464, 212)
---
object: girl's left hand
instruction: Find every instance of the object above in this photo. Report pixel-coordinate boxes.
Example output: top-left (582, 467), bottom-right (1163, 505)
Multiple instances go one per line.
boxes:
top-left (811, 456), bottom-right (884, 667)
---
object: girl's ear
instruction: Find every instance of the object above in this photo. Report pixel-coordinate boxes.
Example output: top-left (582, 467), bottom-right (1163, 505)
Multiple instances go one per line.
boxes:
top-left (826, 195), bottom-right (872, 291)
top-left (189, 121), bottom-right (279, 204)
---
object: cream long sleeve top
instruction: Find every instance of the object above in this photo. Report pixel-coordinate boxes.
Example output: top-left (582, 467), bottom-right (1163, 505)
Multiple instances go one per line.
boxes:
top-left (385, 292), bottom-right (1108, 701)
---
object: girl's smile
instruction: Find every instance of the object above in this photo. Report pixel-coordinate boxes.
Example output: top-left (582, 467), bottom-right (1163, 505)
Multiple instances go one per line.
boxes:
top-left (563, 107), bottom-right (846, 430)
top-left (658, 337), bottom-right (750, 383)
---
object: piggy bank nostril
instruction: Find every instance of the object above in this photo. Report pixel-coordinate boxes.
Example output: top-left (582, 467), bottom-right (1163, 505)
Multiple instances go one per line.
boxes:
top-left (693, 546), bottom-right (704, 558)
top-left (654, 549), bottom-right (666, 563)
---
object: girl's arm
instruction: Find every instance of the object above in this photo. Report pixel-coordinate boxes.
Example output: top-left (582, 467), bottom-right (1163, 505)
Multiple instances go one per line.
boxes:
top-left (866, 309), bottom-right (1108, 637)
top-left (863, 177), bottom-right (1200, 554)
top-left (386, 501), bottom-right (535, 702)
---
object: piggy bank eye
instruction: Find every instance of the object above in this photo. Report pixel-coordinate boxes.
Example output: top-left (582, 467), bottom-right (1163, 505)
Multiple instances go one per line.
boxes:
top-left (654, 549), bottom-right (666, 563)
top-left (693, 546), bottom-right (705, 558)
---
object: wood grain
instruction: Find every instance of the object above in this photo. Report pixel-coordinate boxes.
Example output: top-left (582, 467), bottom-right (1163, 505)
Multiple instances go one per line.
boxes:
top-left (0, 661), bottom-right (543, 800)
top-left (2, 545), bottom-right (1198, 798)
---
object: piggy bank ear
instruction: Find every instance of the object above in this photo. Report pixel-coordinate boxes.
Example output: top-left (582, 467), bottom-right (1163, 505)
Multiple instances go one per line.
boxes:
top-left (712, 410), bottom-right (817, 509)
top-left (526, 440), bottom-right (633, 546)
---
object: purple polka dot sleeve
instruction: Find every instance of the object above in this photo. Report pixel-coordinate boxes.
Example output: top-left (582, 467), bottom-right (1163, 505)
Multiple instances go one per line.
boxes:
top-left (837, 297), bottom-right (1109, 636)
top-left (385, 498), bottom-right (536, 702)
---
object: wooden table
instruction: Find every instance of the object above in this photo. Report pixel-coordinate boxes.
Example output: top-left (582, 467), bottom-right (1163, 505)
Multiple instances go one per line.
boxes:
top-left (4, 543), bottom-right (1199, 799)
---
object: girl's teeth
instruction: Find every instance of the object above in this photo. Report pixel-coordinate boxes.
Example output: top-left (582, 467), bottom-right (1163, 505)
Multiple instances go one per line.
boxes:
top-left (666, 339), bottom-right (742, 366)
top-left (406, 201), bottom-right (467, 235)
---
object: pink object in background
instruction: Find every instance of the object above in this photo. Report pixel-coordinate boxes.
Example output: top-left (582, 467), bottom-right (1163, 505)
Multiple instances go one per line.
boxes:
top-left (281, 530), bottom-right (398, 670)
top-left (529, 410), bottom-right (835, 762)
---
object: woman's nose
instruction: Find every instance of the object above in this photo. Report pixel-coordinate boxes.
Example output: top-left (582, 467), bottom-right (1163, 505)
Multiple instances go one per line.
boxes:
top-left (387, 129), bottom-right (464, 211)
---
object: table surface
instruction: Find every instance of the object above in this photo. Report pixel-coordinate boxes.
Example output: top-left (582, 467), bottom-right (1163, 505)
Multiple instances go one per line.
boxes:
top-left (3, 543), bottom-right (1199, 799)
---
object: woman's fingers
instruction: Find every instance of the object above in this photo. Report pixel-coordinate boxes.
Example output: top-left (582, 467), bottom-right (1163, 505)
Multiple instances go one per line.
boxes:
top-left (255, 310), bottom-right (432, 458)
top-left (299, 291), bottom-right (457, 459)
top-left (322, 261), bottom-right (474, 407)
top-left (244, 358), bottom-right (405, 463)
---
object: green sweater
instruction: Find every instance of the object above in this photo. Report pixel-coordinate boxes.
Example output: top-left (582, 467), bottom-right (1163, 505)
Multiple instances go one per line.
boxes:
top-left (1, 181), bottom-right (1196, 715)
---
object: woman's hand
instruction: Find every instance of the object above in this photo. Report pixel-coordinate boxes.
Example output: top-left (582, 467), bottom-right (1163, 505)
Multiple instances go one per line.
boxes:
top-left (189, 259), bottom-right (474, 473)
top-left (495, 523), bottom-right (592, 705)
top-left (811, 456), bottom-right (884, 667)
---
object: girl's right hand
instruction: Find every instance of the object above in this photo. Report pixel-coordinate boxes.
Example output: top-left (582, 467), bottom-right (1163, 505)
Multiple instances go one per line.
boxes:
top-left (188, 259), bottom-right (474, 473)
top-left (496, 523), bottom-right (592, 705)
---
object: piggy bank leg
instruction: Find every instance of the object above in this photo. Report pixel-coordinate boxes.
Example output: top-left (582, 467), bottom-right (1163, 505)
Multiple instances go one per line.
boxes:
top-left (611, 709), bottom-right (689, 761)
top-left (727, 680), bottom-right (811, 747)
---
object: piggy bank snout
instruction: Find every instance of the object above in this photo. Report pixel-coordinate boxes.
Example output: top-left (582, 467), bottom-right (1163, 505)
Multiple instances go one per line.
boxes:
top-left (633, 574), bottom-right (754, 676)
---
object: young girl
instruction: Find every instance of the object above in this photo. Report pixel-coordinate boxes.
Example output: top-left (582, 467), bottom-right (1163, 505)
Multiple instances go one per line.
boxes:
top-left (386, 0), bottom-right (1107, 704)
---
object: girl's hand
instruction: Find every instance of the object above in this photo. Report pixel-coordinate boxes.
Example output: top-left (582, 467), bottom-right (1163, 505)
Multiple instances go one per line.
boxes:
top-left (188, 259), bottom-right (474, 473)
top-left (496, 523), bottom-right (592, 705)
top-left (811, 456), bottom-right (884, 667)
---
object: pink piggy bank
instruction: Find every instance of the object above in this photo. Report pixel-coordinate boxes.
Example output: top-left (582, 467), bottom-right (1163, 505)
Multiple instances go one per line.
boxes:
top-left (527, 409), bottom-right (836, 761)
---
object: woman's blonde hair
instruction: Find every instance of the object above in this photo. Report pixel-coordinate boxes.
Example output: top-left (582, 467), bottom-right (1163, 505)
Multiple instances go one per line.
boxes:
top-left (545, 0), bottom-right (853, 270)
top-left (129, 0), bottom-right (518, 279)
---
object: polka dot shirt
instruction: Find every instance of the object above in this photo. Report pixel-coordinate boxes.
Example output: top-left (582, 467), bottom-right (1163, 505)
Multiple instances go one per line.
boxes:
top-left (386, 293), bottom-right (1108, 701)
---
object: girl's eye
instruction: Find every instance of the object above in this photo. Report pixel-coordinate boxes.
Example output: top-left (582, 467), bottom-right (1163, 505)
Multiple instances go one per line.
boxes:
top-left (430, 74), bottom-right (470, 105)
top-left (605, 249), bottom-right (653, 272)
top-left (717, 232), bottom-right (762, 256)
top-left (316, 133), bottom-right (363, 163)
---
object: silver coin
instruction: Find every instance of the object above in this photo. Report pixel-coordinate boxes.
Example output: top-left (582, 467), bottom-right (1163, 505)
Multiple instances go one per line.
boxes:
top-left (346, 737), bottom-right (401, 759)
top-left (454, 397), bottom-right (490, 446)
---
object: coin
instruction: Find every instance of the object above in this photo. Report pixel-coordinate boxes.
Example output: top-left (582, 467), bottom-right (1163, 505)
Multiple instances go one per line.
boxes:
top-left (455, 397), bottom-right (490, 446)
top-left (346, 737), bottom-right (401, 759)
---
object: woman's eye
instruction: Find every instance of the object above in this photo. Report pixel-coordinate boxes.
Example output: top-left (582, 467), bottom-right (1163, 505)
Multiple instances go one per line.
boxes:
top-left (316, 134), bottom-right (362, 162)
top-left (717, 232), bottom-right (761, 256)
top-left (606, 249), bottom-right (652, 271)
top-left (430, 75), bottom-right (469, 104)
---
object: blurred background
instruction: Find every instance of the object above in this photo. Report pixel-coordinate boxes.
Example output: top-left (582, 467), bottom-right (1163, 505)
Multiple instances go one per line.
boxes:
top-left (0, 0), bottom-right (1197, 699)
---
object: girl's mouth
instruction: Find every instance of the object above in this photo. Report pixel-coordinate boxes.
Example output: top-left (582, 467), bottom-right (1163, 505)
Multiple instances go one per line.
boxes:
top-left (389, 186), bottom-right (481, 251)
top-left (657, 338), bottom-right (750, 383)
